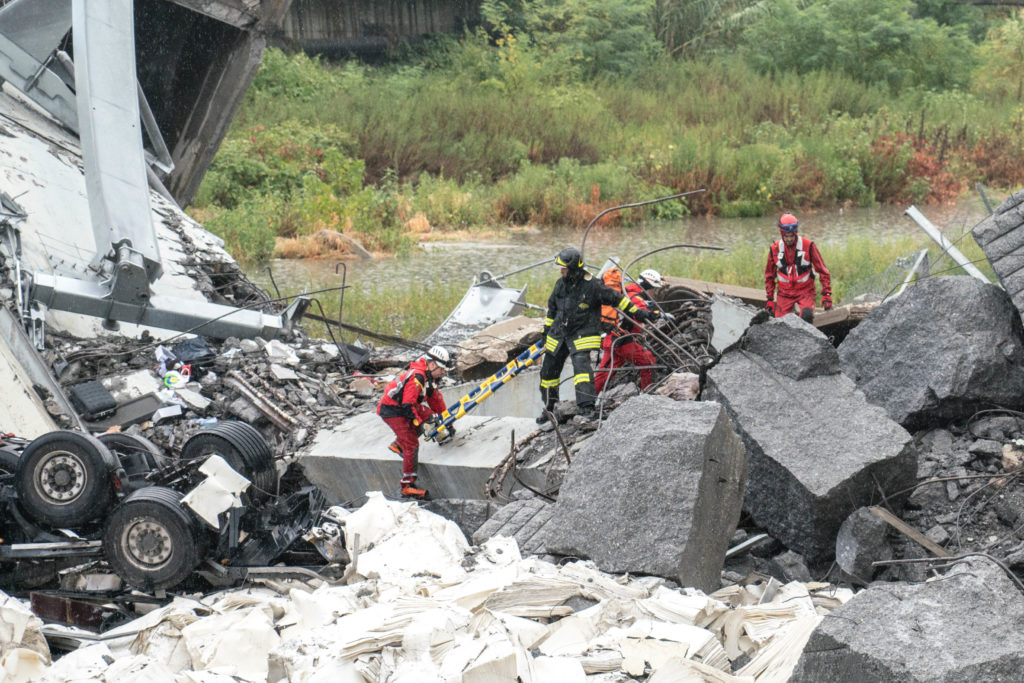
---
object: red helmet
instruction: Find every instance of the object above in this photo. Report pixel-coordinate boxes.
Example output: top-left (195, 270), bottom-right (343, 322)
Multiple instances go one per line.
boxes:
top-left (778, 213), bottom-right (799, 233)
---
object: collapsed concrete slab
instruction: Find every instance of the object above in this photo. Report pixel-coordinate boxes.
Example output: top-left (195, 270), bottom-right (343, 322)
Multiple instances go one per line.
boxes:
top-left (838, 275), bottom-right (1024, 430)
top-left (705, 316), bottom-right (915, 562)
top-left (541, 394), bottom-right (747, 593)
top-left (791, 558), bottom-right (1024, 681)
top-left (298, 412), bottom-right (542, 503)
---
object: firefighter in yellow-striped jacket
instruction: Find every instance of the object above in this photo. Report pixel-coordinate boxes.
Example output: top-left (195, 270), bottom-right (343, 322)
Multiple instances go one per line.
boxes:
top-left (537, 247), bottom-right (659, 424)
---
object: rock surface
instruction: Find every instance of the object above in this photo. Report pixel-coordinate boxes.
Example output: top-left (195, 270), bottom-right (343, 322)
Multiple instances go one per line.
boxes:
top-left (705, 318), bottom-right (916, 562)
top-left (972, 187), bottom-right (1024, 320)
top-left (838, 275), bottom-right (1024, 430)
top-left (834, 507), bottom-right (892, 584)
top-left (542, 394), bottom-right (747, 592)
top-left (791, 559), bottom-right (1024, 682)
top-left (471, 498), bottom-right (556, 555)
top-left (739, 315), bottom-right (840, 380)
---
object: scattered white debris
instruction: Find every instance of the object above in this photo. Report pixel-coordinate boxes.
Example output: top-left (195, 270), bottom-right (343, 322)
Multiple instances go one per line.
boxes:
top-left (181, 455), bottom-right (250, 529)
top-left (22, 499), bottom-right (855, 681)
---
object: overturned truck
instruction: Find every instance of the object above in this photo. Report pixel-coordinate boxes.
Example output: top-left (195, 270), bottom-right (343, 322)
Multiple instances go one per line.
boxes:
top-left (0, 423), bottom-right (324, 593)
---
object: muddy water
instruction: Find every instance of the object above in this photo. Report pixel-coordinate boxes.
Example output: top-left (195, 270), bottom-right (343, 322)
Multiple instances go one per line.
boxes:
top-left (255, 199), bottom-right (991, 298)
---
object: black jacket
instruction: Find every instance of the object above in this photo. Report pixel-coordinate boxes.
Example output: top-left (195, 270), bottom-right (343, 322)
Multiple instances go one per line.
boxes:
top-left (545, 273), bottom-right (649, 340)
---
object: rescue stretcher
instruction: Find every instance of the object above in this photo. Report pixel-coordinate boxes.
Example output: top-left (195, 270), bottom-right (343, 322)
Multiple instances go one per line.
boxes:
top-left (423, 340), bottom-right (545, 443)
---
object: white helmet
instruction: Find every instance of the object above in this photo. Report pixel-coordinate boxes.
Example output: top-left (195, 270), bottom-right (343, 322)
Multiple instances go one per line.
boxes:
top-left (639, 268), bottom-right (664, 289)
top-left (425, 345), bottom-right (452, 369)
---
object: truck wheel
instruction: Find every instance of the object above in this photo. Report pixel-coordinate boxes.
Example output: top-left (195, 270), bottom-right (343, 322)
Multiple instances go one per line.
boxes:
top-left (16, 431), bottom-right (118, 527)
top-left (181, 422), bottom-right (275, 500)
top-left (103, 487), bottom-right (202, 591)
top-left (0, 447), bottom-right (20, 475)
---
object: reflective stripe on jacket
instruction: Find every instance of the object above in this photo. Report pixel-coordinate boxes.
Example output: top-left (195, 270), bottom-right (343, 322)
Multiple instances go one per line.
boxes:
top-left (545, 273), bottom-right (648, 343)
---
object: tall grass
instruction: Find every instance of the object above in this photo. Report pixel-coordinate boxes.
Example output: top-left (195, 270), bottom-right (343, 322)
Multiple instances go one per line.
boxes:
top-left (192, 48), bottom-right (1024, 265)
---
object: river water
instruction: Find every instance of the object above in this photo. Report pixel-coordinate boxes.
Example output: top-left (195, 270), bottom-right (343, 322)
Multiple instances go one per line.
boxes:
top-left (255, 198), bottom-right (992, 300)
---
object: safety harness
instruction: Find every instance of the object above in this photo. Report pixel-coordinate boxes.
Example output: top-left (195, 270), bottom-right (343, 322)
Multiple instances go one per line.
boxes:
top-left (774, 236), bottom-right (813, 284)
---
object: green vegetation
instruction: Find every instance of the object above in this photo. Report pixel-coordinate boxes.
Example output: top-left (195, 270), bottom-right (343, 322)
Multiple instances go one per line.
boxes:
top-left (189, 1), bottom-right (1024, 266)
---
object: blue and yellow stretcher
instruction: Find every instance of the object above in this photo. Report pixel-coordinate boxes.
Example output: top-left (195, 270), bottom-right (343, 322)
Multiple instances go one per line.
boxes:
top-left (423, 340), bottom-right (545, 443)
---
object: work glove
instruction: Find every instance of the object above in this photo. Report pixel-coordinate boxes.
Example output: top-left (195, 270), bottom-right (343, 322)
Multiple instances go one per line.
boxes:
top-left (766, 300), bottom-right (775, 315)
top-left (659, 311), bottom-right (677, 323)
top-left (822, 294), bottom-right (833, 310)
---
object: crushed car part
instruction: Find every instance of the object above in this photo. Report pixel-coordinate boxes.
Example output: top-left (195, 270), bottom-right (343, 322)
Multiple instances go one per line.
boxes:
top-left (97, 432), bottom-right (168, 493)
top-left (102, 486), bottom-right (205, 592)
top-left (15, 431), bottom-right (119, 528)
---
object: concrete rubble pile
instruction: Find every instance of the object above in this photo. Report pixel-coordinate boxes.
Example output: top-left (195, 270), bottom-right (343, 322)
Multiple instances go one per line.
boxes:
top-left (4, 496), bottom-right (854, 682)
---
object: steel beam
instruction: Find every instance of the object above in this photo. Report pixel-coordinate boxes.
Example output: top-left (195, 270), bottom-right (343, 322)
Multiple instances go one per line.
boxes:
top-left (905, 205), bottom-right (990, 284)
top-left (73, 0), bottom-right (162, 283)
top-left (31, 271), bottom-right (301, 340)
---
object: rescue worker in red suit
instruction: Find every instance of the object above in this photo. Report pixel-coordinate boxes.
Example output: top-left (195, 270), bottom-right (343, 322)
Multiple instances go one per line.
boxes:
top-left (765, 213), bottom-right (832, 322)
top-left (594, 268), bottom-right (672, 395)
top-left (377, 345), bottom-right (451, 499)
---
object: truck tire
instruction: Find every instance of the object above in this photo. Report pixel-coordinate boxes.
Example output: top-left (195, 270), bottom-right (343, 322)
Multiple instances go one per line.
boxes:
top-left (0, 447), bottom-right (20, 475)
top-left (181, 422), bottom-right (276, 500)
top-left (103, 487), bottom-right (203, 591)
top-left (16, 431), bottom-right (118, 527)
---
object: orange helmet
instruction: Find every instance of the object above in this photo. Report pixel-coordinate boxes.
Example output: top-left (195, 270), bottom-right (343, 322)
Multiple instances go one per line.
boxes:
top-left (778, 213), bottom-right (799, 233)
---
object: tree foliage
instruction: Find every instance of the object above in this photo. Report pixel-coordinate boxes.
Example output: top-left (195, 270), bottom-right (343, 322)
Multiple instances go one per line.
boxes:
top-left (741, 0), bottom-right (976, 91)
top-left (975, 10), bottom-right (1024, 100)
top-left (480, 0), bottom-right (662, 81)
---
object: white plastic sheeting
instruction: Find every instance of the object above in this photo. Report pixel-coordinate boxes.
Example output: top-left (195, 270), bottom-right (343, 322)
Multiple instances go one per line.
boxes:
top-left (25, 498), bottom-right (854, 682)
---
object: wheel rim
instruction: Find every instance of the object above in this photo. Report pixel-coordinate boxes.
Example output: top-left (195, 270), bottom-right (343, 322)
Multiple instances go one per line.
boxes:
top-left (33, 450), bottom-right (87, 504)
top-left (121, 516), bottom-right (174, 570)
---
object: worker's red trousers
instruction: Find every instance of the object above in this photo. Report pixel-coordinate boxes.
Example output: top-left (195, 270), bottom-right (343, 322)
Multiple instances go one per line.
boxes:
top-left (775, 285), bottom-right (816, 319)
top-left (594, 335), bottom-right (655, 395)
top-left (382, 416), bottom-right (420, 484)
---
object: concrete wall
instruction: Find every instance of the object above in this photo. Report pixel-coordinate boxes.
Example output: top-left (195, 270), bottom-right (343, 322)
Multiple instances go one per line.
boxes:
top-left (280, 0), bottom-right (481, 57)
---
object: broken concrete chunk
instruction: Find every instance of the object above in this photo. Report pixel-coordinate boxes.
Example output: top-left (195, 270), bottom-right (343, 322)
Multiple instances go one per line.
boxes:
top-left (175, 387), bottom-right (211, 411)
top-left (973, 187), bottom-right (1024, 320)
top-left (791, 559), bottom-right (1024, 681)
top-left (924, 524), bottom-right (950, 546)
top-left (968, 438), bottom-right (1003, 458)
top-left (653, 372), bottom-right (700, 402)
top-left (456, 316), bottom-right (544, 379)
top-left (835, 507), bottom-right (892, 583)
top-left (542, 395), bottom-right (747, 593)
top-left (423, 499), bottom-right (499, 541)
top-left (739, 315), bottom-right (840, 380)
top-left (705, 342), bottom-right (915, 562)
top-left (768, 550), bottom-right (812, 584)
top-left (838, 276), bottom-right (1024, 429)
top-left (270, 363), bottom-right (299, 381)
top-left (471, 498), bottom-right (555, 556)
